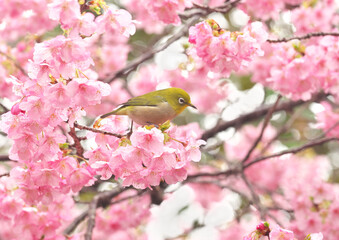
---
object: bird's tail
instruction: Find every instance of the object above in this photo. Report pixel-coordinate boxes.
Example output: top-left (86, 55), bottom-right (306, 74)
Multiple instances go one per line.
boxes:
top-left (94, 108), bottom-right (121, 128)
top-left (100, 105), bottom-right (126, 119)
top-left (100, 110), bottom-right (118, 119)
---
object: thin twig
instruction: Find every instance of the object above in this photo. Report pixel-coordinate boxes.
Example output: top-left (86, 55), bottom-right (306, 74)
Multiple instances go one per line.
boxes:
top-left (180, 0), bottom-right (241, 19)
top-left (104, 0), bottom-right (242, 84)
top-left (318, 121), bottom-right (339, 139)
top-left (69, 126), bottom-right (84, 158)
top-left (65, 187), bottom-right (131, 235)
top-left (185, 168), bottom-right (240, 181)
top-left (74, 122), bottom-right (123, 138)
top-left (0, 51), bottom-right (28, 77)
top-left (0, 155), bottom-right (14, 162)
top-left (104, 16), bottom-right (200, 83)
top-left (241, 172), bottom-right (266, 219)
top-left (242, 95), bottom-right (282, 163)
top-left (189, 180), bottom-right (250, 199)
top-left (110, 189), bottom-right (147, 205)
top-left (85, 195), bottom-right (99, 240)
top-left (267, 32), bottom-right (339, 43)
top-left (244, 137), bottom-right (339, 169)
top-left (84, 188), bottom-right (147, 240)
top-left (201, 92), bottom-right (327, 141)
top-left (0, 103), bottom-right (9, 115)
top-left (267, 212), bottom-right (284, 228)
top-left (260, 104), bottom-right (309, 154)
top-left (64, 211), bottom-right (88, 235)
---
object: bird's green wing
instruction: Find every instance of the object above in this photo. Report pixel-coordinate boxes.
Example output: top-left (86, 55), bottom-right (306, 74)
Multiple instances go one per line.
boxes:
top-left (122, 94), bottom-right (166, 107)
top-left (100, 93), bottom-right (166, 119)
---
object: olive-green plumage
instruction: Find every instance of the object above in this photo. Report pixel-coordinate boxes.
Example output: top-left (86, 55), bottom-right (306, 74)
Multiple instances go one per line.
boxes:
top-left (100, 88), bottom-right (196, 125)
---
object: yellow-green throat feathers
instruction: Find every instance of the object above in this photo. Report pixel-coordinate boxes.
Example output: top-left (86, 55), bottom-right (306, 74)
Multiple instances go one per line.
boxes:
top-left (100, 87), bottom-right (196, 125)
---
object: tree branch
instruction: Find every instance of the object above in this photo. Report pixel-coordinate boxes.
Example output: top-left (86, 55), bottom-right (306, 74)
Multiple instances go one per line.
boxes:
top-left (65, 187), bottom-right (130, 235)
top-left (0, 155), bottom-right (15, 162)
top-left (241, 172), bottom-right (266, 219)
top-left (0, 102), bottom-right (9, 116)
top-left (181, 0), bottom-right (241, 19)
top-left (201, 92), bottom-right (327, 141)
top-left (186, 168), bottom-right (240, 181)
top-left (267, 32), bottom-right (339, 43)
top-left (85, 194), bottom-right (100, 240)
top-left (242, 95), bottom-right (281, 163)
top-left (103, 0), bottom-right (242, 84)
top-left (244, 137), bottom-right (339, 169)
top-left (69, 126), bottom-right (85, 158)
top-left (0, 51), bottom-right (28, 77)
top-left (74, 122), bottom-right (123, 138)
top-left (103, 16), bottom-right (200, 83)
top-left (259, 104), bottom-right (308, 155)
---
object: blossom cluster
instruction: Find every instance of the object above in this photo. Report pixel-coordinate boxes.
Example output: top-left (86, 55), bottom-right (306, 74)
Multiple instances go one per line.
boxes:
top-left (316, 102), bottom-right (339, 138)
top-left (0, 0), bottom-right (56, 41)
top-left (125, 0), bottom-right (227, 33)
top-left (225, 124), bottom-right (339, 239)
top-left (48, 0), bottom-right (135, 37)
top-left (93, 190), bottom-right (151, 239)
top-left (1, 0), bottom-right (339, 239)
top-left (249, 35), bottom-right (339, 100)
top-left (0, 39), bottom-right (108, 240)
top-left (189, 19), bottom-right (268, 77)
top-left (239, 0), bottom-right (303, 20)
top-left (282, 156), bottom-right (339, 240)
top-left (87, 118), bottom-right (204, 189)
top-left (291, 0), bottom-right (339, 34)
top-left (0, 0), bottom-right (138, 238)
top-left (243, 222), bottom-right (323, 240)
top-left (125, 0), bottom-right (191, 30)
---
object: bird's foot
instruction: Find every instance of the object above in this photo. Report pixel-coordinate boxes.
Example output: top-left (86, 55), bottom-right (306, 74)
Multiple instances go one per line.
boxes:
top-left (126, 121), bottom-right (134, 139)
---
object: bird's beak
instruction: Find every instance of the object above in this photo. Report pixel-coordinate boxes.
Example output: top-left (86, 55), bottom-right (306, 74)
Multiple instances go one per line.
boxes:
top-left (187, 102), bottom-right (197, 109)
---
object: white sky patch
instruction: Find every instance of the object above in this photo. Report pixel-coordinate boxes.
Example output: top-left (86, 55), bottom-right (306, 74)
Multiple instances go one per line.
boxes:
top-left (22, 10), bottom-right (35, 18)
top-left (146, 186), bottom-right (204, 240)
top-left (309, 102), bottom-right (325, 114)
top-left (222, 84), bottom-right (265, 121)
top-left (156, 81), bottom-right (171, 90)
top-left (204, 199), bottom-right (234, 227)
top-left (147, 186), bottom-right (236, 240)
top-left (229, 9), bottom-right (249, 27)
top-left (188, 226), bottom-right (220, 240)
top-left (208, 12), bottom-right (229, 29)
top-left (0, 21), bottom-right (7, 31)
top-left (155, 39), bottom-right (188, 70)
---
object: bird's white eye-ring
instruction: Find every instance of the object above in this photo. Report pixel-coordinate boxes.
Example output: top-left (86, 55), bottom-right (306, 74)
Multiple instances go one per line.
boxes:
top-left (178, 97), bottom-right (185, 104)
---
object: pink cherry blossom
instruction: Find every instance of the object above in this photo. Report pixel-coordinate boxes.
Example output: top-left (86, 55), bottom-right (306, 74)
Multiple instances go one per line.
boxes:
top-left (124, 0), bottom-right (166, 33)
top-left (145, 0), bottom-right (190, 25)
top-left (189, 20), bottom-right (267, 77)
top-left (48, 0), bottom-right (81, 29)
top-left (291, 1), bottom-right (339, 34)
top-left (309, 233), bottom-right (323, 240)
top-left (70, 12), bottom-right (97, 37)
top-left (248, 36), bottom-right (339, 100)
top-left (0, 0), bottom-right (57, 41)
top-left (67, 77), bottom-right (111, 106)
top-left (130, 127), bottom-right (165, 157)
top-left (67, 166), bottom-right (95, 193)
top-left (93, 190), bottom-right (150, 239)
top-left (239, 0), bottom-right (284, 20)
top-left (1, 0), bottom-right (339, 239)
top-left (96, 7), bottom-right (136, 37)
top-left (269, 226), bottom-right (295, 240)
top-left (86, 124), bottom-right (204, 188)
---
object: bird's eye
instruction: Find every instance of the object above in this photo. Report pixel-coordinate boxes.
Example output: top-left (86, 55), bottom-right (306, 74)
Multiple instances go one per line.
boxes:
top-left (178, 97), bottom-right (185, 104)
